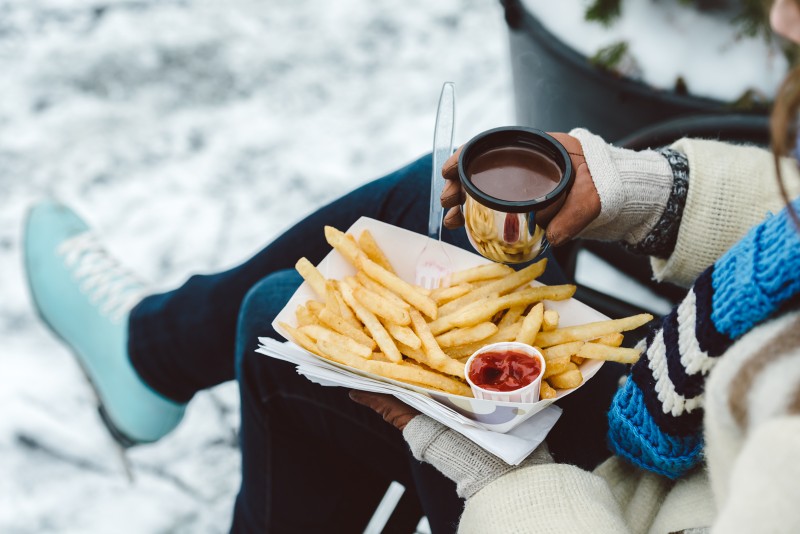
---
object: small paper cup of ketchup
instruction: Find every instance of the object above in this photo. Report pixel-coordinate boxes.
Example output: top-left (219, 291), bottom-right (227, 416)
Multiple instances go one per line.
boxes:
top-left (464, 342), bottom-right (546, 403)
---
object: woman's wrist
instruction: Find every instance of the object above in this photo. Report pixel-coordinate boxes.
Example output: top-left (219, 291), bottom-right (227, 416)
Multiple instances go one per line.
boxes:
top-left (569, 128), bottom-right (675, 246)
top-left (622, 148), bottom-right (689, 259)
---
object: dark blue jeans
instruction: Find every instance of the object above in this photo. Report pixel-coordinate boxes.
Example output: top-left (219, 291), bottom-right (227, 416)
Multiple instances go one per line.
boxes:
top-left (128, 155), bottom-right (624, 533)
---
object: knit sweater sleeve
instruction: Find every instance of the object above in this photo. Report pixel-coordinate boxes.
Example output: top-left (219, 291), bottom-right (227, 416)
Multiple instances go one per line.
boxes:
top-left (702, 306), bottom-right (800, 533)
top-left (458, 463), bottom-right (632, 534)
top-left (621, 147), bottom-right (689, 259)
top-left (650, 138), bottom-right (800, 287)
top-left (607, 199), bottom-right (800, 478)
top-left (402, 416), bottom-right (631, 534)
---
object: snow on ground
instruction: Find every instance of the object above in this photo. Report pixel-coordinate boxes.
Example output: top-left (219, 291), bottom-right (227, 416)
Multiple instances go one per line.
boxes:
top-left (0, 0), bottom-right (733, 531)
top-left (0, 1), bottom-right (513, 531)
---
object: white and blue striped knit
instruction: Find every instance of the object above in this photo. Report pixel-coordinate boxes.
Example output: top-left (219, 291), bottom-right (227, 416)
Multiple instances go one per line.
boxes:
top-left (607, 199), bottom-right (800, 478)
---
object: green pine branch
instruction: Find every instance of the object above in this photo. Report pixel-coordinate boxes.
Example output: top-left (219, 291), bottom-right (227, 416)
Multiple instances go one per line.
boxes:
top-left (589, 40), bottom-right (629, 70)
top-left (585, 0), bottom-right (623, 26)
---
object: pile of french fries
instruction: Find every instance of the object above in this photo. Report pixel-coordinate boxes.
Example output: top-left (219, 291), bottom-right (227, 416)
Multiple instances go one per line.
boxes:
top-left (279, 225), bottom-right (653, 400)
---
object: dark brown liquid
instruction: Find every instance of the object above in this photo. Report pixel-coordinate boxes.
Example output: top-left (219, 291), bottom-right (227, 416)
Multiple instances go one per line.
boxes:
top-left (468, 146), bottom-right (561, 202)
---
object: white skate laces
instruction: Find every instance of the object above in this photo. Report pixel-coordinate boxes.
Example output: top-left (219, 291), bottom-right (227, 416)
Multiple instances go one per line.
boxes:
top-left (57, 232), bottom-right (147, 323)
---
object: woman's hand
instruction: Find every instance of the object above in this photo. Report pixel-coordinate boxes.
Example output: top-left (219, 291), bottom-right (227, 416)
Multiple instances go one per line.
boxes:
top-left (349, 390), bottom-right (420, 431)
top-left (439, 133), bottom-right (600, 247)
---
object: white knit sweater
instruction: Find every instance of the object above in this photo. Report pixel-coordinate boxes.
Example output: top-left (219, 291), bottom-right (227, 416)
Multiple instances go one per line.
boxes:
top-left (403, 138), bottom-right (800, 533)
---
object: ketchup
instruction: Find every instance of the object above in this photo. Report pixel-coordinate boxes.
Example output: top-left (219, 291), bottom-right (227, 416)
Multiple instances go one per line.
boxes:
top-left (468, 350), bottom-right (541, 392)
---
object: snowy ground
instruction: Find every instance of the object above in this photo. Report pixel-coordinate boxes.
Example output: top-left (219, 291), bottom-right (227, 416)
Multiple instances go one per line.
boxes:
top-left (0, 0), bottom-right (717, 531)
top-left (0, 0), bottom-right (515, 532)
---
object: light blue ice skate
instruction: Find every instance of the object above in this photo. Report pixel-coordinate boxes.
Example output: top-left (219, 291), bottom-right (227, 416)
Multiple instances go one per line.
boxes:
top-left (24, 200), bottom-right (185, 447)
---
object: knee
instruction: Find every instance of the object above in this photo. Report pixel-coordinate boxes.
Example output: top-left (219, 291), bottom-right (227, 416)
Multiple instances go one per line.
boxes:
top-left (239, 269), bottom-right (303, 329)
top-left (235, 269), bottom-right (303, 376)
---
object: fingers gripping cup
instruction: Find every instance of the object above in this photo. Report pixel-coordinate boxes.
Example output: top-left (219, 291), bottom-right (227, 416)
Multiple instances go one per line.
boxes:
top-left (465, 342), bottom-right (546, 403)
top-left (458, 127), bottom-right (575, 263)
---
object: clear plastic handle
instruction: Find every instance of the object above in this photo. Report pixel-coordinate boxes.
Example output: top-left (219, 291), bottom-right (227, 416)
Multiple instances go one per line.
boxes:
top-left (429, 82), bottom-right (456, 240)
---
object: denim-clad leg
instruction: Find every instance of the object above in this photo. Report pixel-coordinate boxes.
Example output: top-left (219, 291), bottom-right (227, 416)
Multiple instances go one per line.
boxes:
top-left (129, 155), bottom-right (445, 402)
top-left (232, 270), bottom-right (464, 534)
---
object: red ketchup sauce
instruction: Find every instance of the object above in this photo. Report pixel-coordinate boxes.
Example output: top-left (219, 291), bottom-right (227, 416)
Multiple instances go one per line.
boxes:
top-left (468, 350), bottom-right (541, 392)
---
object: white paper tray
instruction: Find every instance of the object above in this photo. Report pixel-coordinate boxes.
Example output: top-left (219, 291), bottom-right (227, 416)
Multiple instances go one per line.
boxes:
top-left (265, 217), bottom-right (609, 434)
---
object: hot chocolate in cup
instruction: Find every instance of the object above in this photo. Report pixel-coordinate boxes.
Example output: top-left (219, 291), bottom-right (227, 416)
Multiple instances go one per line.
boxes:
top-left (457, 127), bottom-right (575, 264)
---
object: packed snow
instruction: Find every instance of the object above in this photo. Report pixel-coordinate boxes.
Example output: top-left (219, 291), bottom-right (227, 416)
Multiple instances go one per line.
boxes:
top-left (0, 1), bottom-right (514, 531)
top-left (0, 0), bottom-right (755, 532)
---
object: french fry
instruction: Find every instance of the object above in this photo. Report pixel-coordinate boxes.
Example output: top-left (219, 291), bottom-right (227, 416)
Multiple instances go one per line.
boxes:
top-left (571, 355), bottom-right (586, 365)
top-left (534, 314), bottom-right (653, 348)
top-left (295, 257), bottom-right (327, 300)
top-left (314, 339), bottom-right (421, 390)
top-left (543, 356), bottom-right (573, 378)
top-left (295, 304), bottom-right (321, 327)
top-left (324, 281), bottom-right (340, 315)
top-left (409, 309), bottom-right (465, 378)
top-left (319, 339), bottom-right (471, 395)
top-left (355, 271), bottom-right (410, 310)
top-left (515, 302), bottom-right (544, 345)
top-left (316, 338), bottom-right (372, 366)
top-left (396, 360), bottom-right (473, 396)
top-left (592, 332), bottom-right (624, 347)
top-left (437, 285), bottom-right (576, 333)
top-left (497, 305), bottom-right (525, 329)
top-left (298, 324), bottom-right (373, 359)
top-left (430, 284), bottom-right (472, 306)
top-left (436, 322), bottom-right (498, 349)
top-left (577, 342), bottom-right (642, 364)
top-left (317, 308), bottom-right (376, 350)
top-left (397, 340), bottom-right (427, 360)
top-left (540, 380), bottom-right (557, 399)
top-left (306, 300), bottom-right (325, 316)
top-left (332, 283), bottom-right (362, 330)
top-left (351, 282), bottom-right (411, 326)
top-left (280, 322), bottom-right (318, 354)
top-left (397, 342), bottom-right (466, 380)
top-left (447, 323), bottom-right (523, 360)
top-left (339, 282), bottom-right (402, 362)
top-left (357, 255), bottom-right (438, 319)
top-left (371, 352), bottom-right (393, 363)
top-left (541, 341), bottom-right (584, 362)
top-left (358, 229), bottom-right (396, 274)
top-left (548, 367), bottom-right (584, 389)
top-left (449, 263), bottom-right (514, 285)
top-left (470, 278), bottom-right (503, 289)
top-left (324, 226), bottom-right (365, 265)
top-left (542, 309), bottom-right (559, 331)
top-left (427, 293), bottom-right (500, 336)
top-left (383, 321), bottom-right (422, 350)
top-left (438, 258), bottom-right (548, 316)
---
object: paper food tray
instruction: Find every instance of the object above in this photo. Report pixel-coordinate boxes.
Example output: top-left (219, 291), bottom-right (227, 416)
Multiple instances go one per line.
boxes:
top-left (267, 217), bottom-right (609, 434)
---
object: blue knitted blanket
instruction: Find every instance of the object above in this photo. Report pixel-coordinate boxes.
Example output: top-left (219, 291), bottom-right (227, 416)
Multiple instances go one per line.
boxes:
top-left (607, 200), bottom-right (800, 478)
